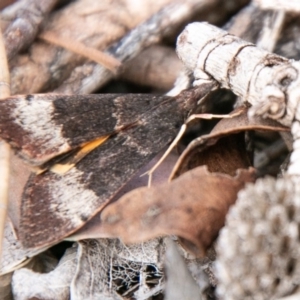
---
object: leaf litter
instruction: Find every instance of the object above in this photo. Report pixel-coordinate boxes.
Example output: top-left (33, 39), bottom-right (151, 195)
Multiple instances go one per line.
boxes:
top-left (0, 1), bottom-right (296, 299)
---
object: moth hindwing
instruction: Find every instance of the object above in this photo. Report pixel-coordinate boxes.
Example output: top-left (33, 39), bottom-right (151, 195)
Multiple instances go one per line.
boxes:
top-left (0, 85), bottom-right (213, 248)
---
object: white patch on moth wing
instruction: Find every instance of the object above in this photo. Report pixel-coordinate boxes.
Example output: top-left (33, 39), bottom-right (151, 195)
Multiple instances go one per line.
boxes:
top-left (49, 168), bottom-right (99, 228)
top-left (112, 96), bottom-right (129, 129)
top-left (121, 131), bottom-right (152, 156)
top-left (12, 96), bottom-right (70, 156)
top-left (112, 96), bottom-right (145, 130)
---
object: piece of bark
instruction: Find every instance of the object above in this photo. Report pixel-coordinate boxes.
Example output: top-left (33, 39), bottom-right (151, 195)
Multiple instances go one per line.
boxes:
top-left (97, 166), bottom-right (255, 256)
top-left (54, 0), bottom-right (222, 94)
top-left (176, 22), bottom-right (300, 176)
top-left (12, 246), bottom-right (77, 300)
top-left (9, 0), bottom-right (174, 94)
top-left (3, 0), bottom-right (59, 61)
top-left (170, 107), bottom-right (289, 179)
top-left (119, 45), bottom-right (184, 92)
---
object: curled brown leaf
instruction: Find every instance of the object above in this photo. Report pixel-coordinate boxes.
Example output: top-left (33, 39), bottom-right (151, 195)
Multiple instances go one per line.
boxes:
top-left (99, 166), bottom-right (256, 256)
top-left (170, 106), bottom-right (289, 179)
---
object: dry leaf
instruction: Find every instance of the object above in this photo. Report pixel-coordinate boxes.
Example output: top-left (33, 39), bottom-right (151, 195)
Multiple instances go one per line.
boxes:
top-left (71, 238), bottom-right (165, 299)
top-left (170, 106), bottom-right (289, 179)
top-left (12, 246), bottom-right (77, 300)
top-left (70, 239), bottom-right (122, 300)
top-left (98, 166), bottom-right (255, 256)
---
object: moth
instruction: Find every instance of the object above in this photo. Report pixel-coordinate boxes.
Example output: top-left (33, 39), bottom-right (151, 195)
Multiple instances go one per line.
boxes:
top-left (0, 83), bottom-right (214, 248)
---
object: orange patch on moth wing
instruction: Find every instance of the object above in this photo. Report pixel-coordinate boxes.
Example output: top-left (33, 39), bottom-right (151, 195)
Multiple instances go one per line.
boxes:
top-left (50, 135), bottom-right (110, 175)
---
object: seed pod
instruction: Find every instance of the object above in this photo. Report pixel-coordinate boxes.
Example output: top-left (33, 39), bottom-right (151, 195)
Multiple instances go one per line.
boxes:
top-left (216, 176), bottom-right (300, 299)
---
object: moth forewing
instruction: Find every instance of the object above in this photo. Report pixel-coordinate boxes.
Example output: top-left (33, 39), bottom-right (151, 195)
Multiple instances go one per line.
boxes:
top-left (0, 93), bottom-right (175, 166)
top-left (0, 85), bottom-right (215, 248)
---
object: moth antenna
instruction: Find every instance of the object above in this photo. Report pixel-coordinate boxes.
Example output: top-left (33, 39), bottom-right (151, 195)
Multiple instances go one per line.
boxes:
top-left (185, 110), bottom-right (243, 123)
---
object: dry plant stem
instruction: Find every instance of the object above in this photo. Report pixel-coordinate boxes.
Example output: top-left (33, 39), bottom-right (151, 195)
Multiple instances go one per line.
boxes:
top-left (54, 0), bottom-right (221, 94)
top-left (176, 22), bottom-right (300, 176)
top-left (254, 0), bottom-right (300, 12)
top-left (3, 0), bottom-right (58, 60)
top-left (0, 25), bottom-right (10, 266)
top-left (39, 31), bottom-right (121, 73)
top-left (9, 0), bottom-right (175, 94)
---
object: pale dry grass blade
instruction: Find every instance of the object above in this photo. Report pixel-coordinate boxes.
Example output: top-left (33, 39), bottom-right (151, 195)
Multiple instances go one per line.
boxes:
top-left (0, 21), bottom-right (11, 264)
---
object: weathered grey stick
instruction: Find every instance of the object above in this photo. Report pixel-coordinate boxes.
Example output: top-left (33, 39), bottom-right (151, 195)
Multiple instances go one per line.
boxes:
top-left (3, 0), bottom-right (58, 60)
top-left (54, 0), bottom-right (244, 94)
top-left (8, 0), bottom-right (174, 94)
top-left (256, 10), bottom-right (285, 52)
top-left (176, 22), bottom-right (300, 175)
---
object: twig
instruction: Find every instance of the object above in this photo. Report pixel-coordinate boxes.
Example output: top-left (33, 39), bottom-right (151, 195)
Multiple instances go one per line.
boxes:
top-left (8, 0), bottom-right (175, 94)
top-left (3, 0), bottom-right (58, 60)
top-left (0, 22), bottom-right (10, 265)
top-left (39, 31), bottom-right (121, 73)
top-left (177, 22), bottom-right (300, 178)
top-left (257, 10), bottom-right (285, 52)
top-left (53, 0), bottom-right (221, 94)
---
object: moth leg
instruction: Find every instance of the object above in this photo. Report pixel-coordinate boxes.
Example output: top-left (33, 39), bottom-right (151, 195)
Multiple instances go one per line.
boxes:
top-left (144, 124), bottom-right (188, 187)
top-left (185, 110), bottom-right (243, 123)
